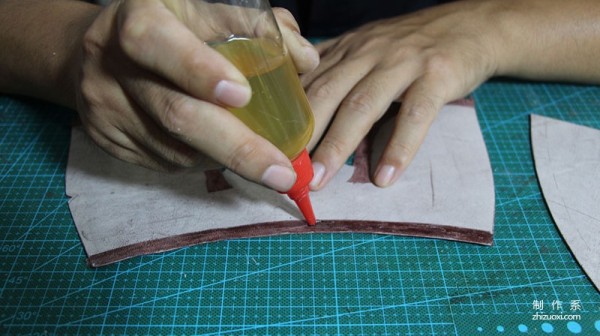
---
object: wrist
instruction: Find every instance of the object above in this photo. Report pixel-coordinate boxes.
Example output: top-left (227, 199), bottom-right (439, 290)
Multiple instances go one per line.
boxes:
top-left (487, 0), bottom-right (540, 78)
top-left (459, 0), bottom-right (522, 79)
top-left (488, 0), bottom-right (600, 83)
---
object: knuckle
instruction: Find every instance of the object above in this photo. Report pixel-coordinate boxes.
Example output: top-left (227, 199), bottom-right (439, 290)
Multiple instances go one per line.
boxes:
top-left (402, 91), bottom-right (440, 125)
top-left (180, 47), bottom-right (205, 69)
top-left (391, 45), bottom-right (423, 65)
top-left (226, 138), bottom-right (261, 173)
top-left (319, 135), bottom-right (347, 160)
top-left (178, 50), bottom-right (210, 91)
top-left (170, 146), bottom-right (202, 168)
top-left (340, 92), bottom-right (377, 118)
top-left (83, 126), bottom-right (106, 149)
top-left (425, 53), bottom-right (453, 76)
top-left (160, 96), bottom-right (196, 136)
top-left (307, 78), bottom-right (336, 101)
top-left (167, 153), bottom-right (193, 168)
top-left (388, 141), bottom-right (414, 168)
top-left (81, 29), bottom-right (103, 60)
top-left (355, 37), bottom-right (385, 55)
top-left (337, 31), bottom-right (359, 48)
top-left (403, 101), bottom-right (434, 124)
top-left (118, 10), bottom-right (151, 56)
top-left (133, 155), bottom-right (167, 172)
top-left (273, 7), bottom-right (296, 25)
top-left (78, 74), bottom-right (104, 112)
top-left (86, 126), bottom-right (134, 164)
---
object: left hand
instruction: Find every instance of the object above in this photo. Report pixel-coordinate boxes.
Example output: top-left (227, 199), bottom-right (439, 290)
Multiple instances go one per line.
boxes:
top-left (71, 1), bottom-right (319, 192)
top-left (303, 0), bottom-right (502, 189)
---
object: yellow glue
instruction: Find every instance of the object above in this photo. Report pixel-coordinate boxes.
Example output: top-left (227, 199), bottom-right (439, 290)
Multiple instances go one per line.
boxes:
top-left (212, 37), bottom-right (314, 159)
top-left (212, 36), bottom-right (317, 225)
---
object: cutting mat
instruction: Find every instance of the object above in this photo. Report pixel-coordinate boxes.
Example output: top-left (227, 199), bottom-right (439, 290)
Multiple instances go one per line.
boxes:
top-left (1, 81), bottom-right (599, 335)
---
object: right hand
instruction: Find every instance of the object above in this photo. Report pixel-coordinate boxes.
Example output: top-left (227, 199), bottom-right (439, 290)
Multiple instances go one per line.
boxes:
top-left (74, 0), bottom-right (319, 192)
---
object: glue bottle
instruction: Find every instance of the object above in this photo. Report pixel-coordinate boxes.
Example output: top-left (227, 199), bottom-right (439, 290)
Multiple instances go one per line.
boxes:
top-left (212, 36), bottom-right (317, 225)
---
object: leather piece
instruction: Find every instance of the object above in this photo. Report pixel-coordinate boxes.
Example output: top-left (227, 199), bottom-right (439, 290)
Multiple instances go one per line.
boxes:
top-left (531, 114), bottom-right (600, 291)
top-left (66, 101), bottom-right (495, 267)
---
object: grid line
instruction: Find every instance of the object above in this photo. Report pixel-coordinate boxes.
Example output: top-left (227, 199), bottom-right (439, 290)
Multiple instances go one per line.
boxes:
top-left (1, 82), bottom-right (600, 335)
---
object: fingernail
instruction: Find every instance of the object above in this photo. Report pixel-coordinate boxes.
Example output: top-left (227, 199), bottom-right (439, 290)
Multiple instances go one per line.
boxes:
top-left (214, 80), bottom-right (251, 108)
top-left (375, 165), bottom-right (397, 187)
top-left (261, 164), bottom-right (296, 192)
top-left (310, 162), bottom-right (326, 189)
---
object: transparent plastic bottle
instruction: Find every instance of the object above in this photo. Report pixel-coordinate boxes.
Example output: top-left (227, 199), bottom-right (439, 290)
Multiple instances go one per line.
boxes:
top-left (213, 36), bottom-right (316, 224)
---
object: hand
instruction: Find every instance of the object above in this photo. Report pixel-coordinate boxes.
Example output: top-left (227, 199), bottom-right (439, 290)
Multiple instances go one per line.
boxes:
top-left (74, 0), bottom-right (319, 191)
top-left (303, 0), bottom-right (501, 189)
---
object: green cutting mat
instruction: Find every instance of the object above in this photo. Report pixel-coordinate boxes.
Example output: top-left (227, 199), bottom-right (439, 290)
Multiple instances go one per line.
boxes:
top-left (1, 81), bottom-right (599, 335)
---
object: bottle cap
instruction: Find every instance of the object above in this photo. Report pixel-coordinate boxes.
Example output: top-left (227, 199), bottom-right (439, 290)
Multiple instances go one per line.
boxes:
top-left (285, 148), bottom-right (316, 225)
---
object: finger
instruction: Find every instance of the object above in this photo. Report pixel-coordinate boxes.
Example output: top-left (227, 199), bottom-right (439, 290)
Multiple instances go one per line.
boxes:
top-left (310, 63), bottom-right (420, 190)
top-left (273, 7), bottom-right (319, 73)
top-left (83, 119), bottom-right (178, 172)
top-left (125, 74), bottom-right (297, 192)
top-left (300, 37), bottom-right (345, 88)
top-left (84, 61), bottom-right (204, 168)
top-left (76, 60), bottom-right (189, 170)
top-left (120, 94), bottom-right (203, 168)
top-left (80, 93), bottom-right (197, 171)
top-left (117, 0), bottom-right (251, 108)
top-left (303, 57), bottom-right (378, 152)
top-left (174, 97), bottom-right (296, 192)
top-left (373, 75), bottom-right (447, 187)
top-left (314, 38), bottom-right (337, 54)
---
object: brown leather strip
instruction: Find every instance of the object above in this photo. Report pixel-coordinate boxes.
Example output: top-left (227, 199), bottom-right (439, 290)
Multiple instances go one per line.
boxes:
top-left (449, 98), bottom-right (475, 107)
top-left (204, 168), bottom-right (233, 193)
top-left (87, 220), bottom-right (493, 267)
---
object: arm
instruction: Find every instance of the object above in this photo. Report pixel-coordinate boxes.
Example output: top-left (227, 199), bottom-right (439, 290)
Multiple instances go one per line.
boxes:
top-left (304, 0), bottom-right (600, 190)
top-left (0, 0), bottom-right (99, 107)
top-left (495, 0), bottom-right (600, 83)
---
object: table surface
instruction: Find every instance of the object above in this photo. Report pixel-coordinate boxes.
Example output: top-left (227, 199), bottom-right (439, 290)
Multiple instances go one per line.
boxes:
top-left (1, 81), bottom-right (600, 335)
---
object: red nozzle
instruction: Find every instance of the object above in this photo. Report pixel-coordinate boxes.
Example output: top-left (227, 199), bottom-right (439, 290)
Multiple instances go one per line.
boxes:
top-left (285, 149), bottom-right (316, 225)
